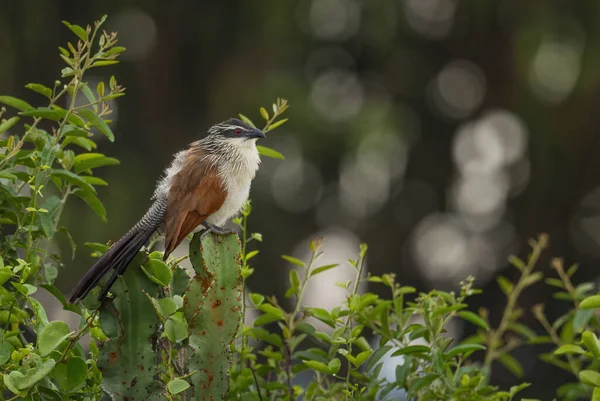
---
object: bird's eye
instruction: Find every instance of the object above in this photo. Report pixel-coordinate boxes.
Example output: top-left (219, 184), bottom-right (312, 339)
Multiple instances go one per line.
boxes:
top-left (235, 129), bottom-right (242, 135)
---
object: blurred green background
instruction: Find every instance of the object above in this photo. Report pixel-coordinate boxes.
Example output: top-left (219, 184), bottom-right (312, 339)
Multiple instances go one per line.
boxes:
top-left (3, 0), bottom-right (600, 397)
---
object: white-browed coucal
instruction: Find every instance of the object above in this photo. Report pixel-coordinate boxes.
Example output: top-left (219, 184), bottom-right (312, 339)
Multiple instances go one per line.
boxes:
top-left (69, 118), bottom-right (265, 303)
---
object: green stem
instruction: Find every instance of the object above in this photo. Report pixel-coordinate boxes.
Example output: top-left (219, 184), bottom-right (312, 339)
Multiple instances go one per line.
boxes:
top-left (482, 235), bottom-right (548, 372)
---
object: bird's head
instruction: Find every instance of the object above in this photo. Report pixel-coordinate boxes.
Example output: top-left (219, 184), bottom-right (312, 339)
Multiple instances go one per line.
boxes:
top-left (207, 118), bottom-right (266, 146)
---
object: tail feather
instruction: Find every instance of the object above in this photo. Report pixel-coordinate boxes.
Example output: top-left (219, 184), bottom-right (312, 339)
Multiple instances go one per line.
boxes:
top-left (69, 198), bottom-right (167, 303)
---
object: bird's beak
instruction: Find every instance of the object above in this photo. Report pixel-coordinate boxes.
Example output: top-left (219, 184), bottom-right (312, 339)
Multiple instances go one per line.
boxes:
top-left (245, 128), bottom-right (266, 140)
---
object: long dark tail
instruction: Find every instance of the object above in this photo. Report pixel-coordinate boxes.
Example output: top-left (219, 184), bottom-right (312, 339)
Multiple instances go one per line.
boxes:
top-left (69, 197), bottom-right (167, 303)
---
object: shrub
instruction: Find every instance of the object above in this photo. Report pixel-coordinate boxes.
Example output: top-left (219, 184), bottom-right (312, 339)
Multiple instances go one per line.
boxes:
top-left (1, 15), bottom-right (600, 401)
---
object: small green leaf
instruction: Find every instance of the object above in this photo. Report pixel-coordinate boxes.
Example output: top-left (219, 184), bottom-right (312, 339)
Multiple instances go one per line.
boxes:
top-left (73, 188), bottom-right (106, 222)
top-left (25, 83), bottom-right (53, 99)
top-left (0, 96), bottom-right (32, 112)
top-left (0, 117), bottom-right (20, 134)
top-left (38, 321), bottom-right (73, 357)
top-left (238, 113), bottom-right (255, 127)
top-left (62, 21), bottom-right (88, 42)
top-left (302, 360), bottom-right (329, 374)
top-left (354, 350), bottom-right (372, 367)
top-left (249, 293), bottom-right (264, 307)
top-left (327, 358), bottom-right (341, 374)
top-left (73, 153), bottom-right (120, 173)
top-left (580, 370), bottom-right (600, 387)
top-left (7, 358), bottom-right (56, 391)
top-left (163, 312), bottom-right (189, 343)
top-left (508, 255), bottom-right (526, 271)
top-left (167, 378), bottom-right (190, 394)
top-left (81, 176), bottom-right (108, 186)
top-left (306, 307), bottom-right (335, 328)
top-left (498, 353), bottom-right (523, 378)
top-left (580, 295), bottom-right (600, 309)
top-left (258, 145), bottom-right (285, 160)
top-left (266, 118), bottom-right (288, 131)
top-left (496, 276), bottom-right (513, 296)
top-left (158, 298), bottom-right (178, 318)
top-left (260, 107), bottom-right (269, 120)
top-left (52, 357), bottom-right (87, 393)
top-left (77, 109), bottom-right (114, 141)
top-left (310, 264), bottom-right (339, 277)
top-left (141, 259), bottom-right (172, 287)
top-left (253, 313), bottom-right (282, 327)
top-left (554, 344), bottom-right (586, 355)
top-left (11, 283), bottom-right (37, 296)
top-left (582, 330), bottom-right (600, 358)
top-left (281, 255), bottom-right (305, 267)
top-left (458, 311), bottom-right (490, 331)
top-left (51, 169), bottom-right (95, 193)
top-left (445, 343), bottom-right (486, 359)
top-left (391, 345), bottom-right (430, 357)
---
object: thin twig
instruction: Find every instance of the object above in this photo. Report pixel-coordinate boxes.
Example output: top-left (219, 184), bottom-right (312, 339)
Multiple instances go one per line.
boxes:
top-left (284, 339), bottom-right (293, 401)
top-left (247, 360), bottom-right (264, 401)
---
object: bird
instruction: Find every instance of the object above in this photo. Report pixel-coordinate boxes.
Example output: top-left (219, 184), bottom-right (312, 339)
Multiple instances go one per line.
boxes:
top-left (69, 118), bottom-right (265, 303)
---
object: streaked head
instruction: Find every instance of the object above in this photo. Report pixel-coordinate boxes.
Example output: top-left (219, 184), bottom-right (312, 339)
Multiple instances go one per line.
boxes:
top-left (208, 118), bottom-right (265, 142)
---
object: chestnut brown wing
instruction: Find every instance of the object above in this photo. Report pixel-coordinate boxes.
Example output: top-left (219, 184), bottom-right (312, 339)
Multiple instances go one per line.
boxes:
top-left (163, 149), bottom-right (226, 258)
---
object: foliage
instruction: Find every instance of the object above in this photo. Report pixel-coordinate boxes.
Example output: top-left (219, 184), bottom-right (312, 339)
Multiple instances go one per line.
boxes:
top-left (2, 15), bottom-right (600, 401)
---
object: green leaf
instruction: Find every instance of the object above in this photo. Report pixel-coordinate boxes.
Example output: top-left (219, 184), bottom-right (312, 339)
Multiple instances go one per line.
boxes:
top-left (73, 153), bottom-right (120, 173)
top-left (554, 344), bottom-right (586, 355)
top-left (167, 378), bottom-right (190, 395)
top-left (0, 341), bottom-right (12, 365)
top-left (366, 345), bottom-right (393, 371)
top-left (0, 96), bottom-right (32, 111)
top-left (238, 113), bottom-right (256, 127)
top-left (287, 269), bottom-right (301, 297)
top-left (266, 118), bottom-right (288, 131)
top-left (458, 311), bottom-right (490, 331)
top-left (0, 117), bottom-right (20, 134)
top-left (573, 308), bottom-right (595, 333)
top-left (81, 176), bottom-right (108, 186)
top-left (62, 126), bottom-right (90, 137)
top-left (141, 259), bottom-right (172, 287)
top-left (391, 345), bottom-right (430, 357)
top-left (498, 353), bottom-right (523, 378)
top-left (38, 321), bottom-right (73, 357)
top-left (354, 350), bottom-right (372, 367)
top-left (583, 330), bottom-right (600, 358)
top-left (258, 145), bottom-right (285, 160)
top-left (281, 255), bottom-right (305, 267)
top-left (52, 357), bottom-right (87, 393)
top-left (496, 276), bottom-right (513, 296)
top-left (522, 272), bottom-right (543, 288)
top-left (260, 107), bottom-right (269, 120)
top-left (91, 60), bottom-right (120, 67)
top-left (51, 169), bottom-right (95, 193)
top-left (62, 21), bottom-right (88, 41)
top-left (508, 255), bottom-right (526, 271)
top-left (302, 360), bottom-right (329, 374)
top-left (253, 312), bottom-right (282, 327)
top-left (163, 312), bottom-right (189, 343)
top-left (249, 293), bottom-right (264, 307)
top-left (25, 83), bottom-right (53, 99)
top-left (11, 283), bottom-right (37, 296)
top-left (310, 264), bottom-right (339, 277)
top-left (7, 358), bottom-right (56, 391)
top-left (20, 107), bottom-right (64, 121)
top-left (580, 295), bottom-right (600, 309)
top-left (158, 298), bottom-right (178, 318)
top-left (327, 358), bottom-right (341, 374)
top-left (77, 109), bottom-right (114, 141)
top-left (306, 307), bottom-right (335, 328)
top-left (445, 343), bottom-right (486, 359)
top-left (73, 188), bottom-right (106, 222)
top-left (580, 370), bottom-right (600, 387)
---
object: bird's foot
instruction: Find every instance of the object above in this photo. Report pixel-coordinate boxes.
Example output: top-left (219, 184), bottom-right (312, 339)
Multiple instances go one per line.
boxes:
top-left (199, 223), bottom-right (236, 242)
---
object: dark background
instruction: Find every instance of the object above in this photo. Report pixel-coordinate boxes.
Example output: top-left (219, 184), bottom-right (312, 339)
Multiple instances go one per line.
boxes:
top-left (3, 0), bottom-right (600, 398)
